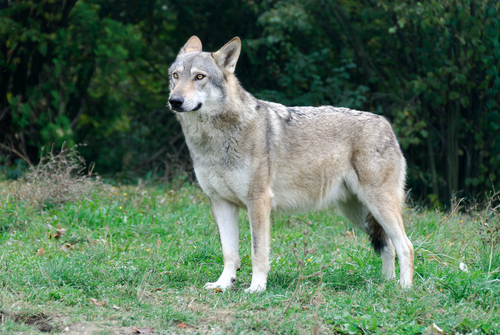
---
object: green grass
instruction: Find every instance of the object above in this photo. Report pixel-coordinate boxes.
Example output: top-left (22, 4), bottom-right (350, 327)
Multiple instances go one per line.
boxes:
top-left (0, 182), bottom-right (499, 334)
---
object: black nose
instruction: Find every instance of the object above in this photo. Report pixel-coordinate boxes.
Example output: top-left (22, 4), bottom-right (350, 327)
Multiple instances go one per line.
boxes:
top-left (169, 95), bottom-right (184, 109)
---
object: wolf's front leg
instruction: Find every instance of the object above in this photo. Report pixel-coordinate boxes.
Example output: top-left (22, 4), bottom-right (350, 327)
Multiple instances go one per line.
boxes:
top-left (204, 198), bottom-right (240, 291)
top-left (246, 195), bottom-right (272, 293)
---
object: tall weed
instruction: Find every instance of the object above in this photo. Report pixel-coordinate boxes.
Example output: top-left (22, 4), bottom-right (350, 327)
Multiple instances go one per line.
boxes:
top-left (15, 144), bottom-right (105, 208)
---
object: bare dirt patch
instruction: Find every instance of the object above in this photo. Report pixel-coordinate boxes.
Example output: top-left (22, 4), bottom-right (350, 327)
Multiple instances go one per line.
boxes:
top-left (1, 311), bottom-right (53, 333)
top-left (61, 322), bottom-right (137, 334)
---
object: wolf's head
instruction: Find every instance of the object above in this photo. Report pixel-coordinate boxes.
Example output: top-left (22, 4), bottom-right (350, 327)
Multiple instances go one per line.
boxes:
top-left (168, 36), bottom-right (241, 114)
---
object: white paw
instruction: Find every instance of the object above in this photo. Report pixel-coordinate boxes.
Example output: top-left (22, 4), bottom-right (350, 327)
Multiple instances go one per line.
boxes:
top-left (244, 283), bottom-right (266, 293)
top-left (204, 282), bottom-right (226, 291)
top-left (203, 276), bottom-right (236, 291)
top-left (399, 279), bottom-right (412, 289)
top-left (383, 270), bottom-right (396, 281)
top-left (399, 269), bottom-right (413, 288)
top-left (244, 273), bottom-right (267, 293)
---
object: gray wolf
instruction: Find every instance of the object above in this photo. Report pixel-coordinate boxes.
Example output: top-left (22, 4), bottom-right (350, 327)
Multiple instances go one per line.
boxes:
top-left (168, 36), bottom-right (414, 292)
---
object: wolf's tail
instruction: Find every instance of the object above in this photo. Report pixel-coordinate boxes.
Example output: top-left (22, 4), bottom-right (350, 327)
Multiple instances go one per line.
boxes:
top-left (366, 213), bottom-right (388, 254)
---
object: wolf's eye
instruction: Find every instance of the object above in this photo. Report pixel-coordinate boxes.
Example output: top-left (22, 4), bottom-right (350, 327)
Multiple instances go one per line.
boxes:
top-left (173, 73), bottom-right (179, 79)
top-left (196, 74), bottom-right (205, 80)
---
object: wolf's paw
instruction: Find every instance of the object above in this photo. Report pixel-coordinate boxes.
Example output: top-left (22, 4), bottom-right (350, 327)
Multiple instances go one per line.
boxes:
top-left (244, 276), bottom-right (267, 293)
top-left (204, 282), bottom-right (226, 291)
top-left (203, 277), bottom-right (235, 291)
top-left (399, 269), bottom-right (413, 289)
top-left (244, 283), bottom-right (266, 293)
top-left (399, 279), bottom-right (413, 289)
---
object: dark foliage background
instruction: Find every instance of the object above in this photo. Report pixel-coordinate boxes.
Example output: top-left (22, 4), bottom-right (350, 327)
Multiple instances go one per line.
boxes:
top-left (1, 0), bottom-right (499, 206)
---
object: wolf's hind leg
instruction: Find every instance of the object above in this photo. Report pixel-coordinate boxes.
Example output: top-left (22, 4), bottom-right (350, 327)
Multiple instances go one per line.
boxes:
top-left (366, 214), bottom-right (396, 280)
top-left (336, 195), bottom-right (370, 233)
top-left (363, 193), bottom-right (414, 287)
top-left (337, 197), bottom-right (396, 281)
top-left (204, 198), bottom-right (240, 291)
top-left (380, 236), bottom-right (396, 280)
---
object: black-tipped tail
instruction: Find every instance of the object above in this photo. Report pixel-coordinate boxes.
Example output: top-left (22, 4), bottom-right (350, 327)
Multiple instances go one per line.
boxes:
top-left (367, 213), bottom-right (388, 254)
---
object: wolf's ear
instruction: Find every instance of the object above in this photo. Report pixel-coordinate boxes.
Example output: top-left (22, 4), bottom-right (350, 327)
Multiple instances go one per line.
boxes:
top-left (180, 36), bottom-right (202, 54)
top-left (212, 37), bottom-right (241, 74)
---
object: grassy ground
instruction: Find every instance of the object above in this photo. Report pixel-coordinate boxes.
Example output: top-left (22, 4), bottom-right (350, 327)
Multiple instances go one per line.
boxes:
top-left (0, 181), bottom-right (499, 334)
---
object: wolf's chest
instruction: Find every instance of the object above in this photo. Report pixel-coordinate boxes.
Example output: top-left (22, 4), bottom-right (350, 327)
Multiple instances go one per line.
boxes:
top-left (194, 162), bottom-right (250, 207)
top-left (181, 117), bottom-right (254, 206)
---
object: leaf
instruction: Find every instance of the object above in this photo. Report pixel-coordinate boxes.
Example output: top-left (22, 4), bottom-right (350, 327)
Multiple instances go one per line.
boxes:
top-left (213, 288), bottom-right (223, 293)
top-left (54, 224), bottom-right (66, 241)
top-left (90, 298), bottom-right (108, 307)
top-left (36, 248), bottom-right (45, 256)
top-left (177, 322), bottom-right (186, 329)
top-left (345, 322), bottom-right (359, 334)
top-left (448, 91), bottom-right (460, 100)
top-left (61, 243), bottom-right (74, 252)
top-left (38, 41), bottom-right (47, 56)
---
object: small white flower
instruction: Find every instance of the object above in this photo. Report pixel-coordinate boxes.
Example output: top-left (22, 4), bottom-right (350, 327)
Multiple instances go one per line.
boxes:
top-left (459, 262), bottom-right (469, 273)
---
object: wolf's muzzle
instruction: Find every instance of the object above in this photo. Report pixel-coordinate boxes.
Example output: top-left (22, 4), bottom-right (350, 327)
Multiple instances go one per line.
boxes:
top-left (169, 95), bottom-right (184, 110)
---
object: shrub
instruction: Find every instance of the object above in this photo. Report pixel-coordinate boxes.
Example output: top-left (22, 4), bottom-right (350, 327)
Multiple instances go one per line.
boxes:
top-left (16, 144), bottom-right (105, 208)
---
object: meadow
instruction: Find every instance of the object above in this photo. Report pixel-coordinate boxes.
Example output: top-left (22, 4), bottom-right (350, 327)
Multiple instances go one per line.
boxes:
top-left (0, 173), bottom-right (499, 334)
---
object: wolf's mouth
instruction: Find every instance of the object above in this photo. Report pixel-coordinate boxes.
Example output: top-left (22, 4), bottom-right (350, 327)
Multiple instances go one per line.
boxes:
top-left (192, 103), bottom-right (202, 111)
top-left (169, 103), bottom-right (202, 113)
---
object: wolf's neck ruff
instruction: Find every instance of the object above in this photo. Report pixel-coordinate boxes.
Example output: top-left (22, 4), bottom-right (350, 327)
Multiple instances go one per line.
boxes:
top-left (168, 36), bottom-right (414, 293)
